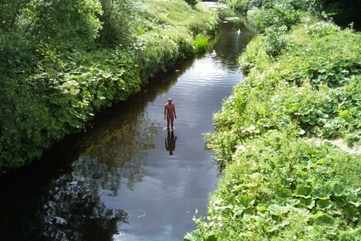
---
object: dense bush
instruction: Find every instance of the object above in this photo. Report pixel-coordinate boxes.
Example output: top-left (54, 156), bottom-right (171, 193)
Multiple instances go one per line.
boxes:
top-left (188, 15), bottom-right (361, 241)
top-left (0, 0), bottom-right (217, 169)
top-left (223, 0), bottom-right (361, 32)
top-left (193, 34), bottom-right (210, 54)
top-left (187, 1), bottom-right (361, 240)
top-left (24, 0), bottom-right (103, 48)
top-left (223, 0), bottom-right (321, 16)
top-left (0, 48), bottom-right (141, 167)
top-left (134, 0), bottom-right (217, 79)
top-left (222, 0), bottom-right (314, 32)
top-left (263, 25), bottom-right (287, 57)
top-left (209, 20), bottom-right (361, 164)
top-left (248, 4), bottom-right (304, 31)
top-left (188, 132), bottom-right (361, 241)
top-left (98, 0), bottom-right (134, 47)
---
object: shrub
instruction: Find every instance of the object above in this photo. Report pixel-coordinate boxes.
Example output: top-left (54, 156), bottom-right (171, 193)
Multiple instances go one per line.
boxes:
top-left (0, 48), bottom-right (142, 168)
top-left (190, 19), bottom-right (361, 241)
top-left (264, 25), bottom-right (287, 57)
top-left (193, 34), bottom-right (210, 54)
top-left (223, 0), bottom-right (250, 15)
top-left (0, 0), bottom-right (217, 169)
top-left (98, 0), bottom-right (135, 47)
top-left (247, 5), bottom-right (303, 32)
top-left (24, 0), bottom-right (103, 48)
top-left (190, 132), bottom-right (361, 241)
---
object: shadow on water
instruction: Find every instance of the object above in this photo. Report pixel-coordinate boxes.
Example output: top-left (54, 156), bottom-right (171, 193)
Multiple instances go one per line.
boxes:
top-left (0, 22), bottom-right (253, 241)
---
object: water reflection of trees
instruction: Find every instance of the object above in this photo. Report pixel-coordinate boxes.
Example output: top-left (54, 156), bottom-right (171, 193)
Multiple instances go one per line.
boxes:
top-left (72, 111), bottom-right (158, 195)
top-left (213, 23), bottom-right (254, 69)
top-left (41, 174), bottom-right (128, 241)
top-left (0, 110), bottom-right (158, 241)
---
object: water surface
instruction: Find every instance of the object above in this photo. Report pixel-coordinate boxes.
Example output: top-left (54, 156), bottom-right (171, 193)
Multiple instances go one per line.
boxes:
top-left (0, 23), bottom-right (252, 241)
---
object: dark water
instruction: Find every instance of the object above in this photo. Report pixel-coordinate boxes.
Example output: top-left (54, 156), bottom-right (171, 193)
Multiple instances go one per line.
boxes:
top-left (0, 23), bottom-right (252, 241)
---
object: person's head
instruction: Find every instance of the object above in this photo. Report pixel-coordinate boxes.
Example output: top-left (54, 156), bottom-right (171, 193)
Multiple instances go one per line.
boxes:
top-left (168, 98), bottom-right (172, 104)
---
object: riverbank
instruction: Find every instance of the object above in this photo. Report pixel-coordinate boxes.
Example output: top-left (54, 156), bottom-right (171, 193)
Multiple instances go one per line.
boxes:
top-left (0, 0), bottom-right (217, 169)
top-left (188, 1), bottom-right (361, 240)
top-left (0, 21), bottom-right (252, 241)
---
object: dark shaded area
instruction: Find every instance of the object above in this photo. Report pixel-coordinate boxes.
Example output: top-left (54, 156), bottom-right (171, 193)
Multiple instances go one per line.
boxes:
top-left (324, 0), bottom-right (361, 30)
top-left (0, 139), bottom-right (128, 241)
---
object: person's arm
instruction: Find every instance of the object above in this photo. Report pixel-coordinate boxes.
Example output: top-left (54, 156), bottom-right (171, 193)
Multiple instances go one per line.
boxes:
top-left (164, 105), bottom-right (167, 120)
top-left (173, 104), bottom-right (177, 119)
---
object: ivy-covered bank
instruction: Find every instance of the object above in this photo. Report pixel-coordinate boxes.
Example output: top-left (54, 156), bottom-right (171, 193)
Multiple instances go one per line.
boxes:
top-left (0, 0), bottom-right (217, 169)
top-left (187, 1), bottom-right (361, 240)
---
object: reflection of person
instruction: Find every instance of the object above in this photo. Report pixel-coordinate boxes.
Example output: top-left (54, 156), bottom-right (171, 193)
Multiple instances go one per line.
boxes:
top-left (164, 98), bottom-right (176, 130)
top-left (165, 129), bottom-right (177, 155)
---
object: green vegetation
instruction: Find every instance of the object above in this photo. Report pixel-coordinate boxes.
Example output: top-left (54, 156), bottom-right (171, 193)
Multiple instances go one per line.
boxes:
top-left (222, 0), bottom-right (361, 31)
top-left (187, 1), bottom-right (361, 240)
top-left (0, 0), bottom-right (217, 168)
top-left (193, 34), bottom-right (210, 54)
top-left (189, 132), bottom-right (361, 240)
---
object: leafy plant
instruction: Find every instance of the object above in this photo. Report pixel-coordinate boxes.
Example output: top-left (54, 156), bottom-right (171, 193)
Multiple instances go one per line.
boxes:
top-left (190, 13), bottom-right (361, 241)
top-left (98, 0), bottom-right (135, 47)
top-left (0, 0), bottom-right (217, 169)
top-left (24, 0), bottom-right (103, 48)
top-left (193, 34), bottom-right (210, 54)
top-left (264, 25), bottom-right (287, 57)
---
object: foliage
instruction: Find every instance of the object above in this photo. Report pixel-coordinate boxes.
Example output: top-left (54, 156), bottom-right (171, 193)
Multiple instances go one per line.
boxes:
top-left (223, 0), bottom-right (321, 16)
top-left (188, 1), bottom-right (361, 240)
top-left (0, 1), bottom-right (28, 32)
top-left (247, 4), bottom-right (304, 32)
top-left (222, 0), bottom-right (325, 32)
top-left (0, 0), bottom-right (217, 169)
top-left (24, 0), bottom-right (103, 48)
top-left (193, 34), bottom-right (210, 54)
top-left (222, 0), bottom-right (361, 32)
top-left (98, 0), bottom-right (134, 47)
top-left (189, 132), bottom-right (361, 241)
top-left (264, 25), bottom-right (287, 57)
top-left (188, 16), bottom-right (361, 241)
top-left (136, 27), bottom-right (193, 79)
top-left (210, 21), bottom-right (361, 164)
top-left (0, 48), bottom-right (141, 168)
top-left (134, 0), bottom-right (217, 79)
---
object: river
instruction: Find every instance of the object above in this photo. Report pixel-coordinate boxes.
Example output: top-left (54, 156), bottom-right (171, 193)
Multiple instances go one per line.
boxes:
top-left (0, 22), bottom-right (252, 241)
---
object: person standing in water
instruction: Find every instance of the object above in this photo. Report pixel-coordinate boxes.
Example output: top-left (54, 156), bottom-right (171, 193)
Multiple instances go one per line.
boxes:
top-left (164, 98), bottom-right (176, 130)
